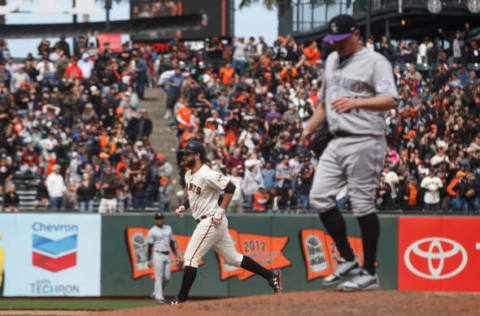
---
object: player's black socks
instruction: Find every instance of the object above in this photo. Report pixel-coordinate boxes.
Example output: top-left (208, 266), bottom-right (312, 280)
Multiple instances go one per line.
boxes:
top-left (358, 213), bottom-right (380, 276)
top-left (241, 256), bottom-right (273, 280)
top-left (319, 208), bottom-right (355, 262)
top-left (177, 266), bottom-right (197, 302)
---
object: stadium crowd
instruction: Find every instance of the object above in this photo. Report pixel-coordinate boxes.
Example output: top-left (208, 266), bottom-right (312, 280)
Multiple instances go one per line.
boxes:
top-left (0, 21), bottom-right (479, 215)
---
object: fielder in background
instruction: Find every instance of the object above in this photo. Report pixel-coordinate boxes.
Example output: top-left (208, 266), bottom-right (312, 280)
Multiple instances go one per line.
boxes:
top-left (301, 14), bottom-right (399, 290)
top-left (147, 212), bottom-right (180, 305)
top-left (172, 140), bottom-right (281, 304)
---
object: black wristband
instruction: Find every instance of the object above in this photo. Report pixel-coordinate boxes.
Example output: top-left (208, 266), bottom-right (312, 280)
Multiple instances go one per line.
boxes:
top-left (147, 243), bottom-right (153, 261)
top-left (183, 200), bottom-right (190, 209)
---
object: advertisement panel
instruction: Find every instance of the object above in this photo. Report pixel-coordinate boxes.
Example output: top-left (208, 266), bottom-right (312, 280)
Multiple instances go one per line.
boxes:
top-left (130, 0), bottom-right (232, 40)
top-left (1, 214), bottom-right (101, 297)
top-left (398, 217), bottom-right (480, 292)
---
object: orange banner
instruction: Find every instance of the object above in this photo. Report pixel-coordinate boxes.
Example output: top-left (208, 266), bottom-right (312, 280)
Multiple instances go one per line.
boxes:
top-left (300, 229), bottom-right (364, 281)
top-left (126, 227), bottom-right (203, 279)
top-left (217, 229), bottom-right (291, 281)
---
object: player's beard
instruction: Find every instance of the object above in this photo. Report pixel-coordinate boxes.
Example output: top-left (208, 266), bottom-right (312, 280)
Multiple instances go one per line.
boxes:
top-left (184, 157), bottom-right (195, 168)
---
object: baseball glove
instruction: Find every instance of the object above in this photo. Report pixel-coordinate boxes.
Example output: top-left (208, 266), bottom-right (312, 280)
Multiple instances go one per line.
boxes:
top-left (465, 189), bottom-right (475, 199)
top-left (308, 123), bottom-right (333, 158)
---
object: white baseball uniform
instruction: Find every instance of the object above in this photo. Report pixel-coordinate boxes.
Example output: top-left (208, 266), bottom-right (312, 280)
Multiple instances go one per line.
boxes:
top-left (147, 224), bottom-right (173, 301)
top-left (183, 164), bottom-right (243, 268)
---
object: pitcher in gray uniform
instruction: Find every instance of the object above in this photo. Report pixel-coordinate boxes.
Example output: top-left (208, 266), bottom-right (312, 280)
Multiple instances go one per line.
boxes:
top-left (300, 15), bottom-right (399, 291)
top-left (147, 212), bottom-right (179, 304)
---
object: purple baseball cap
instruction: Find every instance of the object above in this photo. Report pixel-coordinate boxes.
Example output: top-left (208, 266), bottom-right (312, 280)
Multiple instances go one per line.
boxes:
top-left (323, 14), bottom-right (358, 43)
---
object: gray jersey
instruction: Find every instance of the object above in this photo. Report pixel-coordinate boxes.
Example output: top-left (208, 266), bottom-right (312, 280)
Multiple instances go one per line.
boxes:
top-left (320, 48), bottom-right (399, 136)
top-left (147, 225), bottom-right (173, 253)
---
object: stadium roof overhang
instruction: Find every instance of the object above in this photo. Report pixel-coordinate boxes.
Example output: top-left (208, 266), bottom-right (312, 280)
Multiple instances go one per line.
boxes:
top-left (293, 7), bottom-right (480, 43)
top-left (0, 14), bottom-right (202, 39)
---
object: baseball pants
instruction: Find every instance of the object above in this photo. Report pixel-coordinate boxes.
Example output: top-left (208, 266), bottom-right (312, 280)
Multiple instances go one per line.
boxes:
top-left (152, 252), bottom-right (171, 300)
top-left (184, 217), bottom-right (243, 268)
top-left (99, 198), bottom-right (117, 214)
top-left (309, 136), bottom-right (385, 217)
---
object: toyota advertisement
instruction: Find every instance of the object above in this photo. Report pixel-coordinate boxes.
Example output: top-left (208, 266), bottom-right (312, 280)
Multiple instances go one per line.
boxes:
top-left (130, 0), bottom-right (233, 41)
top-left (0, 214), bottom-right (101, 296)
top-left (398, 217), bottom-right (480, 292)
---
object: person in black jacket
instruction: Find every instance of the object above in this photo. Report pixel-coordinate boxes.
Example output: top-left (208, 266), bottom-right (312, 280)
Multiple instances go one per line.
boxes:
top-left (3, 183), bottom-right (19, 212)
top-left (77, 178), bottom-right (97, 212)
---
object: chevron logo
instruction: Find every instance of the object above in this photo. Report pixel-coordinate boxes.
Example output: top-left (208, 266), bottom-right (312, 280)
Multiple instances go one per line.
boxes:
top-left (32, 233), bottom-right (78, 272)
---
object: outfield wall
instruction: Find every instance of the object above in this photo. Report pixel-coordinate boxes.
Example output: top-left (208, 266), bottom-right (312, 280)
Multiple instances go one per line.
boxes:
top-left (0, 213), bottom-right (478, 297)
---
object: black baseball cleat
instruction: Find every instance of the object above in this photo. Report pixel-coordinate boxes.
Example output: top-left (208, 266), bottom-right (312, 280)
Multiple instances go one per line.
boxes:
top-left (269, 270), bottom-right (282, 293)
top-left (170, 297), bottom-right (185, 305)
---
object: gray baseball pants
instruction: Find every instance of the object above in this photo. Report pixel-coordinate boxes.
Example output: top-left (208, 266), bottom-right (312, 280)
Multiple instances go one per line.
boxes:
top-left (309, 136), bottom-right (386, 217)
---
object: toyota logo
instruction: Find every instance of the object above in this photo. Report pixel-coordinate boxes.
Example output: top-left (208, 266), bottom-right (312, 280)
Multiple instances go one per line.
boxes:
top-left (404, 237), bottom-right (467, 280)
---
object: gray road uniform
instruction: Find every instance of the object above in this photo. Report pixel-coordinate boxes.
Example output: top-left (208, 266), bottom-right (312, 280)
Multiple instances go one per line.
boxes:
top-left (309, 48), bottom-right (399, 216)
top-left (147, 224), bottom-right (175, 301)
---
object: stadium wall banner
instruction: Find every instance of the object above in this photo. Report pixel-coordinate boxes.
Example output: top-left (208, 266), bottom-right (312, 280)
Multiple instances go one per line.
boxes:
top-left (300, 229), bottom-right (364, 281)
top-left (1, 214), bottom-right (101, 297)
top-left (97, 33), bottom-right (122, 53)
top-left (130, 0), bottom-right (233, 40)
top-left (125, 227), bottom-right (204, 279)
top-left (217, 229), bottom-right (291, 281)
top-left (398, 217), bottom-right (480, 292)
top-left (100, 214), bottom-right (399, 297)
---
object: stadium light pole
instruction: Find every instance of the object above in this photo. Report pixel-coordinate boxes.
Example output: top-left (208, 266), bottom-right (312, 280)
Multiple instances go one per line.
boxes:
top-left (105, 0), bottom-right (111, 32)
top-left (73, 0), bottom-right (77, 24)
top-left (365, 0), bottom-right (371, 39)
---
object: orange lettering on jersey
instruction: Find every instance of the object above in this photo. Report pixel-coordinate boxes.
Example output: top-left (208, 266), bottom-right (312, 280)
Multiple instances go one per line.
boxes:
top-left (188, 182), bottom-right (202, 195)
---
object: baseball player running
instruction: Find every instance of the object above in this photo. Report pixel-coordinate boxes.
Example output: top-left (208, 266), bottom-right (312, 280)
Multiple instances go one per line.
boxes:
top-left (147, 212), bottom-right (180, 304)
top-left (171, 140), bottom-right (281, 304)
top-left (300, 14), bottom-right (399, 291)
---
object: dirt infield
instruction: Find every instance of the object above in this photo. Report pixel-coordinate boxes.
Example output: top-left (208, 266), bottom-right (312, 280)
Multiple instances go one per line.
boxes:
top-left (94, 291), bottom-right (480, 316)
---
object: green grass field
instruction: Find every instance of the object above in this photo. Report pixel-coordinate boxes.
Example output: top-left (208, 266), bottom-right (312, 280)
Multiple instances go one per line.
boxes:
top-left (0, 299), bottom-right (156, 311)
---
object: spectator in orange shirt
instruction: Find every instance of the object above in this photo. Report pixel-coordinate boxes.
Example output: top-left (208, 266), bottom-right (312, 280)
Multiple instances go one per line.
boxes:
top-left (219, 63), bottom-right (235, 86)
top-left (303, 41), bottom-right (321, 67)
top-left (64, 57), bottom-right (83, 80)
top-left (176, 101), bottom-right (193, 133)
top-left (253, 187), bottom-right (269, 213)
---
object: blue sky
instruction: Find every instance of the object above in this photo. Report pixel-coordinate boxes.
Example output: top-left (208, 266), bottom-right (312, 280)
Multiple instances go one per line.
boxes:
top-left (5, 0), bottom-right (278, 57)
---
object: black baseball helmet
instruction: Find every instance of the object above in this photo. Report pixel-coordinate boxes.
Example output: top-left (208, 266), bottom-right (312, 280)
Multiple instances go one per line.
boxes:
top-left (180, 140), bottom-right (206, 161)
top-left (154, 212), bottom-right (164, 220)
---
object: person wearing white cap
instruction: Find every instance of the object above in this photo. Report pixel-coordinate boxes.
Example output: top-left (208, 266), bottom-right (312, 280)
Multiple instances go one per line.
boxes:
top-left (78, 53), bottom-right (94, 79)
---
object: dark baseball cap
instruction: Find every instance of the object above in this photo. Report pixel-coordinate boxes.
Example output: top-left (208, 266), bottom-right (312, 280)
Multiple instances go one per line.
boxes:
top-left (323, 14), bottom-right (358, 43)
top-left (154, 212), bottom-right (164, 220)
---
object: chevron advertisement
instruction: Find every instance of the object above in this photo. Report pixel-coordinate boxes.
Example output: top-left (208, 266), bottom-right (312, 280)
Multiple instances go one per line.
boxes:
top-left (398, 217), bottom-right (480, 292)
top-left (1, 214), bottom-right (101, 296)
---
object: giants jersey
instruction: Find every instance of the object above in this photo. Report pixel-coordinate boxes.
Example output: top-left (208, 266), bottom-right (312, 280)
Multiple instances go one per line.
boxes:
top-left (185, 164), bottom-right (230, 220)
top-left (147, 224), bottom-right (173, 253)
top-left (320, 48), bottom-right (399, 136)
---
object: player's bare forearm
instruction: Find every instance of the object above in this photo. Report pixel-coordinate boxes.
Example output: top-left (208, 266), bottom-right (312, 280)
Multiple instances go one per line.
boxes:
top-left (333, 95), bottom-right (397, 114)
top-left (357, 95), bottom-right (397, 111)
top-left (303, 101), bottom-right (326, 134)
top-left (220, 192), bottom-right (233, 211)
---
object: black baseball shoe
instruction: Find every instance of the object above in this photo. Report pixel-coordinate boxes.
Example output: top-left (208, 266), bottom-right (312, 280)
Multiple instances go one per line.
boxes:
top-left (322, 258), bottom-right (361, 286)
top-left (170, 297), bottom-right (185, 305)
top-left (268, 270), bottom-right (282, 293)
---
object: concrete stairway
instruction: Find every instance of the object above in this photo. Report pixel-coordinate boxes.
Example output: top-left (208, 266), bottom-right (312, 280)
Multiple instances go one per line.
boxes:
top-left (140, 88), bottom-right (182, 198)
